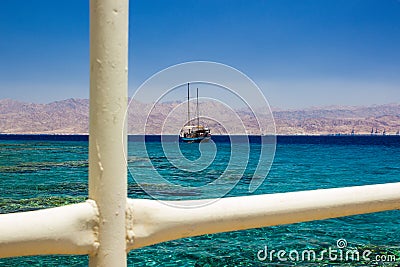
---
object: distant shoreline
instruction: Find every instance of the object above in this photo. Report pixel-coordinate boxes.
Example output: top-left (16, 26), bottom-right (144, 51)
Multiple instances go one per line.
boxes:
top-left (1, 98), bottom-right (399, 136)
top-left (0, 133), bottom-right (399, 137)
top-left (1, 134), bottom-right (399, 146)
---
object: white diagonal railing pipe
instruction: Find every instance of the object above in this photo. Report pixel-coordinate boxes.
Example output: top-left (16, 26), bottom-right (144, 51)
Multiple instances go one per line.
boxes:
top-left (0, 201), bottom-right (99, 258)
top-left (88, 0), bottom-right (128, 266)
top-left (0, 183), bottom-right (399, 259)
top-left (126, 182), bottom-right (400, 250)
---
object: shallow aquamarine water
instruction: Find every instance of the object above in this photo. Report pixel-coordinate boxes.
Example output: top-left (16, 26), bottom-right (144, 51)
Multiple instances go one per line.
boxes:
top-left (0, 137), bottom-right (399, 266)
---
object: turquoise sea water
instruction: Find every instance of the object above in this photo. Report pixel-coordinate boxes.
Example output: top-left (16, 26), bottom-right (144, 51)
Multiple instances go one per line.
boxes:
top-left (0, 136), bottom-right (399, 266)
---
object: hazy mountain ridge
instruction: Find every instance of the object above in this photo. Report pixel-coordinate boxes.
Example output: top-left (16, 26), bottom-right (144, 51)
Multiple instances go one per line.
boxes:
top-left (0, 98), bottom-right (89, 134)
top-left (1, 98), bottom-right (399, 135)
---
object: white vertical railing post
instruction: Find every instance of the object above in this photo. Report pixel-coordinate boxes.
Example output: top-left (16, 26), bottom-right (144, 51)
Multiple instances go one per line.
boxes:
top-left (89, 0), bottom-right (129, 266)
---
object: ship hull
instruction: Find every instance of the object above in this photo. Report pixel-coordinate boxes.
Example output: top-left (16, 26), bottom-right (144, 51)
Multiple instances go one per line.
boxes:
top-left (179, 136), bottom-right (211, 143)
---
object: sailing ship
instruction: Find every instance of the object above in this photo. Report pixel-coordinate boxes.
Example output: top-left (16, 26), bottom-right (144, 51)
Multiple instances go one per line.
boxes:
top-left (179, 83), bottom-right (211, 143)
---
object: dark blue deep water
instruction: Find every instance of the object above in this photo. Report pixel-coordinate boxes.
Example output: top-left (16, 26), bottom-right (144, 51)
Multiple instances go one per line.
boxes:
top-left (0, 135), bottom-right (399, 266)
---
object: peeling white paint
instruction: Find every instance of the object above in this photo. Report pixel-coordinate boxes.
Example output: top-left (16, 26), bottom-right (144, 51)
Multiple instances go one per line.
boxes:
top-left (88, 0), bottom-right (128, 266)
top-left (0, 201), bottom-right (99, 258)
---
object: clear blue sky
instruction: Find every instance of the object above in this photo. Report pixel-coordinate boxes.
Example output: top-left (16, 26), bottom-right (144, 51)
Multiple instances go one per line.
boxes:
top-left (0, 0), bottom-right (399, 108)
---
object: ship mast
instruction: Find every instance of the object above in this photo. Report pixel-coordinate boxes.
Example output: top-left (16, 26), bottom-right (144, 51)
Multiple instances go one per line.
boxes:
top-left (187, 83), bottom-right (190, 126)
top-left (196, 88), bottom-right (200, 128)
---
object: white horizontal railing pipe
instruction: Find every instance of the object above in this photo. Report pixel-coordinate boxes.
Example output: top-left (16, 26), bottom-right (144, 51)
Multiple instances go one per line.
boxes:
top-left (0, 182), bottom-right (399, 258)
top-left (0, 200), bottom-right (99, 258)
top-left (126, 182), bottom-right (400, 250)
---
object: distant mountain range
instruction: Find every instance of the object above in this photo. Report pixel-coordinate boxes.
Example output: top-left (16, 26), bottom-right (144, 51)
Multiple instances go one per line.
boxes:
top-left (1, 98), bottom-right (400, 135)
